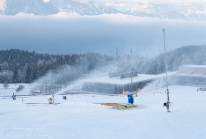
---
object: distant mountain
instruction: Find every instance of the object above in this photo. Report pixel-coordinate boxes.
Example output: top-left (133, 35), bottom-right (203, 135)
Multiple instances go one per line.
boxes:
top-left (1, 0), bottom-right (206, 21)
top-left (0, 0), bottom-right (119, 15)
top-left (126, 3), bottom-right (206, 21)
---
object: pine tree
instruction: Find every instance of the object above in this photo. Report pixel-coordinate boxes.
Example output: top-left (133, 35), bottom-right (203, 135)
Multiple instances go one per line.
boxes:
top-left (25, 65), bottom-right (31, 83)
top-left (30, 68), bottom-right (37, 82)
top-left (12, 67), bottom-right (18, 83)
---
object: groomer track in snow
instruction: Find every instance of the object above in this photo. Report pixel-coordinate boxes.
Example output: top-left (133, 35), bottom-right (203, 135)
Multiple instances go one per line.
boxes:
top-left (0, 85), bottom-right (206, 139)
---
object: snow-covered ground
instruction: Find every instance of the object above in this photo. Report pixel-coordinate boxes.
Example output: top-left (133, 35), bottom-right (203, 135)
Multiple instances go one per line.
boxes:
top-left (0, 84), bottom-right (31, 96)
top-left (0, 85), bottom-right (206, 139)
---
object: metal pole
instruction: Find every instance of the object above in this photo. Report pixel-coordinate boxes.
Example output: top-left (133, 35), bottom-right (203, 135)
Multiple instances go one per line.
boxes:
top-left (130, 50), bottom-right (133, 93)
top-left (130, 50), bottom-right (133, 58)
top-left (163, 29), bottom-right (170, 112)
top-left (116, 47), bottom-right (118, 58)
top-left (131, 75), bottom-right (133, 93)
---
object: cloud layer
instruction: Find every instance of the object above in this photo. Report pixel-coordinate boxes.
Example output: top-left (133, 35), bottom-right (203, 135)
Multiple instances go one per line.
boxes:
top-left (0, 12), bottom-right (206, 56)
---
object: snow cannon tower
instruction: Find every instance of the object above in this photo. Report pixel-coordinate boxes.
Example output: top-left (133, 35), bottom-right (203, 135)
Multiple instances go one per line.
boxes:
top-left (117, 93), bottom-right (136, 109)
top-left (163, 28), bottom-right (172, 112)
top-left (128, 94), bottom-right (134, 104)
top-left (47, 94), bottom-right (54, 104)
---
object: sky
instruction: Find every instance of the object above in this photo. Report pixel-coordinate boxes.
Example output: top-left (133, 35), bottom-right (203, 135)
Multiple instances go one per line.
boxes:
top-left (0, 0), bottom-right (206, 56)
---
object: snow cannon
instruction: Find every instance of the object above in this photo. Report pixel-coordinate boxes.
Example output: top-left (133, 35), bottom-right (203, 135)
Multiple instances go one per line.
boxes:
top-left (12, 93), bottom-right (16, 100)
top-left (128, 94), bottom-right (134, 104)
top-left (47, 94), bottom-right (54, 104)
top-left (117, 94), bottom-right (136, 109)
top-left (63, 96), bottom-right (67, 100)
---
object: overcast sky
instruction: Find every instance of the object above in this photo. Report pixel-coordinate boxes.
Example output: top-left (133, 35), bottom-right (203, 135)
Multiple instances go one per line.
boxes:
top-left (0, 12), bottom-right (206, 57)
top-left (0, 0), bottom-right (206, 56)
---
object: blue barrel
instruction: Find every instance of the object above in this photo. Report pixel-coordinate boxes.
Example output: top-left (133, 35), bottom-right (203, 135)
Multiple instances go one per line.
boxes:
top-left (128, 94), bottom-right (134, 104)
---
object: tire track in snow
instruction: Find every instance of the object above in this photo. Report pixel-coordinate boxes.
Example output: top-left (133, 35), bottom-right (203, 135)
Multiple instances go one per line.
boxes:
top-left (3, 102), bottom-right (31, 138)
top-left (31, 107), bottom-right (54, 139)
top-left (3, 112), bottom-right (21, 137)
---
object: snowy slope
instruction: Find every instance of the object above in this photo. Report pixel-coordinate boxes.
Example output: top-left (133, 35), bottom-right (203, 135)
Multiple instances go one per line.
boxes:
top-left (0, 84), bottom-right (31, 96)
top-left (0, 0), bottom-right (119, 15)
top-left (0, 85), bottom-right (206, 139)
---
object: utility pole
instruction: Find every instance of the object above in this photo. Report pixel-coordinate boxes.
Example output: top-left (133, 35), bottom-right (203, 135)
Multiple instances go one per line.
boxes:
top-left (130, 50), bottom-right (133, 93)
top-left (163, 29), bottom-right (170, 112)
top-left (116, 47), bottom-right (118, 58)
top-left (130, 50), bottom-right (133, 58)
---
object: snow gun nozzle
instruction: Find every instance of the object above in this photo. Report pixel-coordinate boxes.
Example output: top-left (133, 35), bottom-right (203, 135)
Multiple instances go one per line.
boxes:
top-left (163, 102), bottom-right (172, 107)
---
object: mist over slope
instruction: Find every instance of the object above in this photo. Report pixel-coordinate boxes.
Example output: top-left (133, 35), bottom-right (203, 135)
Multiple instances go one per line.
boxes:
top-left (141, 45), bottom-right (206, 74)
top-left (0, 49), bottom-right (113, 83)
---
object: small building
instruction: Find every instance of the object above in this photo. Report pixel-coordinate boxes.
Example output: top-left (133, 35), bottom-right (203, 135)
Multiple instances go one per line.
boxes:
top-left (175, 65), bottom-right (206, 86)
top-left (82, 71), bottom-right (175, 94)
top-left (81, 65), bottom-right (206, 94)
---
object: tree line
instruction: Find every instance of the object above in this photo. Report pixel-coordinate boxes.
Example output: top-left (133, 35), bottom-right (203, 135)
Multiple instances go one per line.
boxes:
top-left (0, 49), bottom-right (113, 83)
top-left (1, 45), bottom-right (206, 84)
top-left (113, 45), bottom-right (206, 75)
top-left (141, 45), bottom-right (206, 74)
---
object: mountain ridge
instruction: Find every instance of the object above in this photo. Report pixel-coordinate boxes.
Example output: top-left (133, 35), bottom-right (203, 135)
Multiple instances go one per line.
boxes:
top-left (1, 1), bottom-right (206, 20)
top-left (127, 3), bottom-right (206, 21)
top-left (0, 0), bottom-right (119, 15)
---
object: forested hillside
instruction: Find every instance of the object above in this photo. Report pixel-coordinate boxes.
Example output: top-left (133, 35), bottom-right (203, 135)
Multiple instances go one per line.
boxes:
top-left (1, 45), bottom-right (206, 83)
top-left (141, 45), bottom-right (206, 74)
top-left (0, 49), bottom-right (113, 83)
